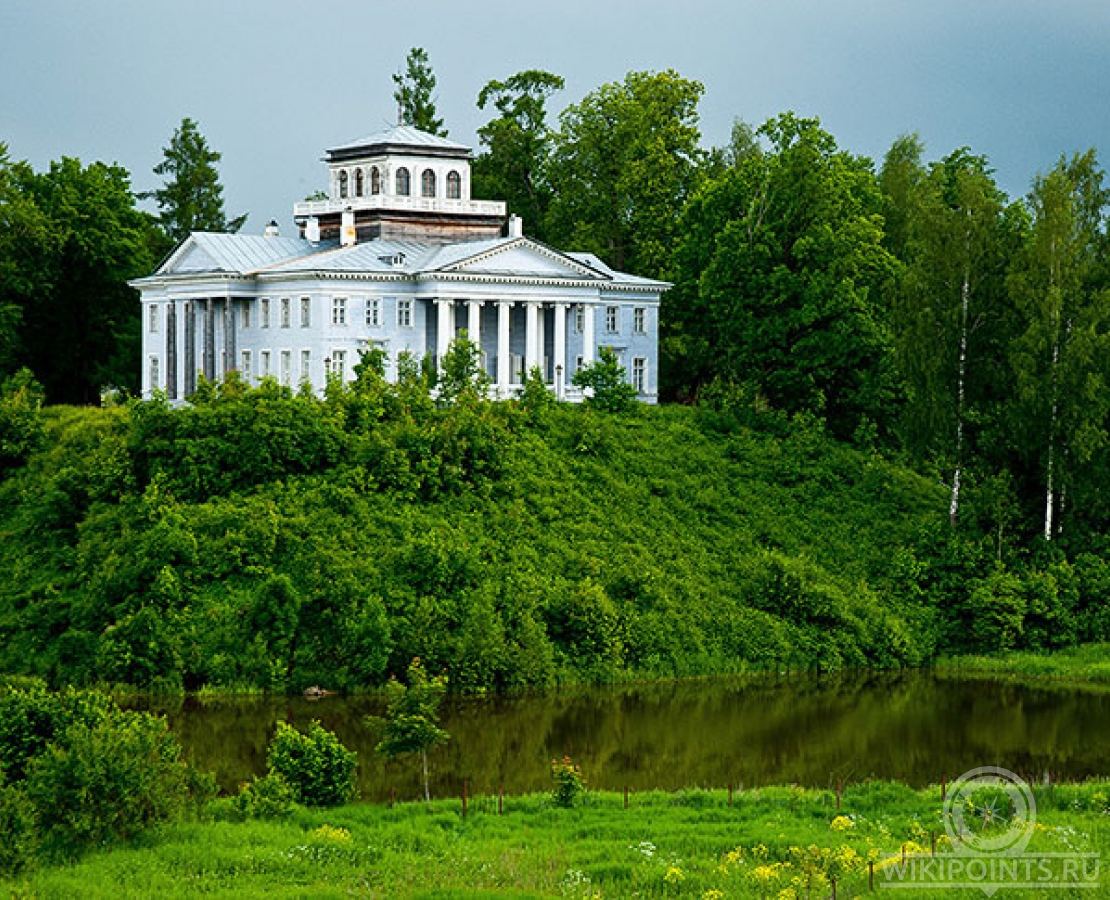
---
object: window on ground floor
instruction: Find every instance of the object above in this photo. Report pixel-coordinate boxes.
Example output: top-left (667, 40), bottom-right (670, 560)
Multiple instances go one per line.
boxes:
top-left (632, 357), bottom-right (647, 393)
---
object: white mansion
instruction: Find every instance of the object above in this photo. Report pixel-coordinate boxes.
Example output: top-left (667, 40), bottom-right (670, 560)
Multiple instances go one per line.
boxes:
top-left (132, 124), bottom-right (667, 402)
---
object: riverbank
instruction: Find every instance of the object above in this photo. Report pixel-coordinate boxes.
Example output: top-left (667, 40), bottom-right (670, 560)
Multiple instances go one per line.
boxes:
top-left (5, 779), bottom-right (1107, 898)
top-left (938, 642), bottom-right (1110, 683)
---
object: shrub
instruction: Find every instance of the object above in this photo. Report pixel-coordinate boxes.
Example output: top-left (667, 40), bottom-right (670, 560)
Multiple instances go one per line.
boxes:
top-left (551, 755), bottom-right (586, 808)
top-left (572, 347), bottom-right (638, 413)
top-left (267, 720), bottom-right (357, 807)
top-left (0, 777), bottom-right (37, 876)
top-left (25, 709), bottom-right (195, 858)
top-left (232, 773), bottom-right (297, 820)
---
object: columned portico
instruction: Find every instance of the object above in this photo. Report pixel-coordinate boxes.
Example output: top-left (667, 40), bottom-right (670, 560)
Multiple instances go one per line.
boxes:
top-left (435, 298), bottom-right (455, 365)
top-left (582, 302), bottom-right (596, 366)
top-left (524, 302), bottom-right (539, 374)
top-left (552, 302), bottom-right (567, 392)
top-left (496, 300), bottom-right (511, 393)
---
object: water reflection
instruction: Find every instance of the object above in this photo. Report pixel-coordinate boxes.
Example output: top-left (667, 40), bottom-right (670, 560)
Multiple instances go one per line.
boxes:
top-left (133, 670), bottom-right (1110, 803)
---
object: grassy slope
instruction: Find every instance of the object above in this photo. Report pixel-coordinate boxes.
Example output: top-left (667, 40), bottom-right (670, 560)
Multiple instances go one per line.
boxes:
top-left (5, 781), bottom-right (1108, 898)
top-left (0, 401), bottom-right (948, 688)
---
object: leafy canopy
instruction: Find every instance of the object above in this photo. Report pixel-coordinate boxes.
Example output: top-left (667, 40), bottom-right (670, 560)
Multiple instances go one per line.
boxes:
top-left (393, 48), bottom-right (446, 136)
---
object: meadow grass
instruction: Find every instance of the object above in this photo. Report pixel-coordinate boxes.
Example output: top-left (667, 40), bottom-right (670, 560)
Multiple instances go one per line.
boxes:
top-left (4, 780), bottom-right (1108, 898)
top-left (939, 643), bottom-right (1110, 683)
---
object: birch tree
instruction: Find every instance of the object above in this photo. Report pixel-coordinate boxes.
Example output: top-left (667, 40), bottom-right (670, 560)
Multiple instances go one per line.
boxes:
top-left (1008, 150), bottom-right (1110, 541)
top-left (892, 148), bottom-right (1013, 524)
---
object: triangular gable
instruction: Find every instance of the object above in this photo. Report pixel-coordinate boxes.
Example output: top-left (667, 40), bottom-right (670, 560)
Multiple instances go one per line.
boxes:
top-left (436, 238), bottom-right (610, 281)
top-left (156, 236), bottom-right (223, 276)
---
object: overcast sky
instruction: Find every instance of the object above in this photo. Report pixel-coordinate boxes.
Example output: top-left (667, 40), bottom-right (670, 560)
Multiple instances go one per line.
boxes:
top-left (3, 1), bottom-right (1109, 235)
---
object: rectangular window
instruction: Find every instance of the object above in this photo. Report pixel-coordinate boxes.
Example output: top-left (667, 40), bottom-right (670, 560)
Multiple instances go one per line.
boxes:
top-left (397, 299), bottom-right (413, 328)
top-left (148, 304), bottom-right (159, 333)
top-left (366, 298), bottom-right (381, 327)
top-left (632, 357), bottom-right (647, 393)
top-left (332, 297), bottom-right (347, 326)
top-left (633, 307), bottom-right (646, 334)
top-left (240, 349), bottom-right (252, 379)
top-left (575, 306), bottom-right (585, 333)
top-left (149, 356), bottom-right (160, 389)
top-left (240, 302), bottom-right (251, 330)
top-left (300, 297), bottom-right (311, 328)
top-left (300, 350), bottom-right (311, 383)
top-left (280, 350), bottom-right (291, 385)
top-left (260, 350), bottom-right (271, 378)
top-left (260, 298), bottom-right (271, 329)
top-left (605, 306), bottom-right (619, 333)
top-left (575, 355), bottom-right (584, 373)
top-left (280, 298), bottom-right (291, 328)
top-left (330, 349), bottom-right (347, 381)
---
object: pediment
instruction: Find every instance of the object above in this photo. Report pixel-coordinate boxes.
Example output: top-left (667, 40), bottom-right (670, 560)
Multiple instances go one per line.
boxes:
top-left (439, 239), bottom-right (610, 281)
top-left (159, 239), bottom-right (222, 275)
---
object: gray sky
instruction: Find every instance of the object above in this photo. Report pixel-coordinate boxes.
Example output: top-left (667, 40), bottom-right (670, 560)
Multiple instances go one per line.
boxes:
top-left (3, 1), bottom-right (1109, 235)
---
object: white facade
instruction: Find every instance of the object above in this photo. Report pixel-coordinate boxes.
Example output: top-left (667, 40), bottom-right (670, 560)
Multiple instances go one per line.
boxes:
top-left (132, 126), bottom-right (667, 402)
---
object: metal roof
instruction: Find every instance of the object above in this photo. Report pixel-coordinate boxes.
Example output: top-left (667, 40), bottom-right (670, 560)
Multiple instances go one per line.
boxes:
top-left (326, 125), bottom-right (471, 161)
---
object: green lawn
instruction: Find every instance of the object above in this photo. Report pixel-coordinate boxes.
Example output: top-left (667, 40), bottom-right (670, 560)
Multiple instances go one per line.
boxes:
top-left (6, 780), bottom-right (1108, 898)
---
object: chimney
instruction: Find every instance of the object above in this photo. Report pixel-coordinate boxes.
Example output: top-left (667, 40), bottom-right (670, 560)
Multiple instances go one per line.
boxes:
top-left (306, 217), bottom-right (321, 244)
top-left (508, 214), bottom-right (523, 238)
top-left (264, 219), bottom-right (280, 238)
top-left (341, 208), bottom-right (357, 247)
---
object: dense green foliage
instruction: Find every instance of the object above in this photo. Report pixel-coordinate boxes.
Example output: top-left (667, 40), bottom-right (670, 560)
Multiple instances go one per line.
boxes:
top-left (4, 779), bottom-right (1109, 896)
top-left (266, 720), bottom-right (357, 807)
top-left (7, 371), bottom-right (1101, 694)
top-left (0, 685), bottom-right (209, 872)
top-left (392, 47), bottom-right (446, 136)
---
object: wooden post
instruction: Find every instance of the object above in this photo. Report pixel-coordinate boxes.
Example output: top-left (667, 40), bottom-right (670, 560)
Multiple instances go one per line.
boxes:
top-left (931, 830), bottom-right (936, 857)
top-left (941, 774), bottom-right (946, 802)
top-left (902, 844), bottom-right (906, 866)
top-left (498, 778), bottom-right (504, 815)
top-left (869, 860), bottom-right (874, 891)
top-left (831, 876), bottom-right (837, 899)
top-left (837, 779), bottom-right (842, 810)
top-left (462, 780), bottom-right (468, 818)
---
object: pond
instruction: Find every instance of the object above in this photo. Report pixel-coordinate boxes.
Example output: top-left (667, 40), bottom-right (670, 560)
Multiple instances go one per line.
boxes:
top-left (135, 669), bottom-right (1110, 803)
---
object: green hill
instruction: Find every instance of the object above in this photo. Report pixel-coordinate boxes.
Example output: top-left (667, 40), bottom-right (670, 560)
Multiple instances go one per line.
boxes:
top-left (0, 371), bottom-right (998, 693)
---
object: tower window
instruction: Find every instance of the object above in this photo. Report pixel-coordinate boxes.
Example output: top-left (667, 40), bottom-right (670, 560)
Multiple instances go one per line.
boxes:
top-left (339, 170), bottom-right (349, 199)
top-left (355, 169), bottom-right (364, 197)
top-left (396, 168), bottom-right (410, 196)
top-left (446, 170), bottom-right (461, 199)
top-left (422, 168), bottom-right (436, 197)
top-left (370, 166), bottom-right (381, 195)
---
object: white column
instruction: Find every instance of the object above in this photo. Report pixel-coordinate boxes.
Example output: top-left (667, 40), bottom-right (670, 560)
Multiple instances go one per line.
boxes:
top-left (553, 302), bottom-right (567, 398)
top-left (467, 300), bottom-right (482, 344)
top-left (524, 302), bottom-right (539, 374)
top-left (497, 301), bottom-right (511, 392)
top-left (582, 302), bottom-right (595, 365)
top-left (435, 299), bottom-right (454, 367)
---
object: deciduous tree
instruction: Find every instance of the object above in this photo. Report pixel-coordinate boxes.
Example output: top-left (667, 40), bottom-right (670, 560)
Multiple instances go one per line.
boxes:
top-left (393, 48), bottom-right (446, 136)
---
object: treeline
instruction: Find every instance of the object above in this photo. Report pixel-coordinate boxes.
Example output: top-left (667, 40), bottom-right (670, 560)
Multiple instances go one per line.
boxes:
top-left (1, 348), bottom-right (1107, 693)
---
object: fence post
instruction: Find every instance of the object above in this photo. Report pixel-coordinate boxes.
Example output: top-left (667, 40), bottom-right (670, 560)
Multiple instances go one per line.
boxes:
top-left (869, 860), bottom-right (874, 891)
top-left (941, 774), bottom-right (946, 802)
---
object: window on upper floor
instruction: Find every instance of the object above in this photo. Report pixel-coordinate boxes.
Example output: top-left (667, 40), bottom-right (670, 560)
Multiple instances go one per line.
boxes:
top-left (148, 304), bottom-right (158, 333)
top-left (332, 297), bottom-right (347, 326)
top-left (300, 297), bottom-right (311, 328)
top-left (397, 299), bottom-right (413, 328)
top-left (370, 166), bottom-right (381, 195)
top-left (339, 170), bottom-right (349, 199)
top-left (633, 307), bottom-right (646, 334)
top-left (240, 302), bottom-right (251, 330)
top-left (366, 298), bottom-right (381, 327)
top-left (446, 170), bottom-right (461, 199)
top-left (396, 168), bottom-right (410, 196)
top-left (605, 305), bottom-right (619, 333)
top-left (575, 306), bottom-right (585, 333)
top-left (260, 298), bottom-right (271, 328)
top-left (280, 298), bottom-right (291, 328)
top-left (355, 169), bottom-right (364, 197)
top-left (422, 168), bottom-right (436, 197)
